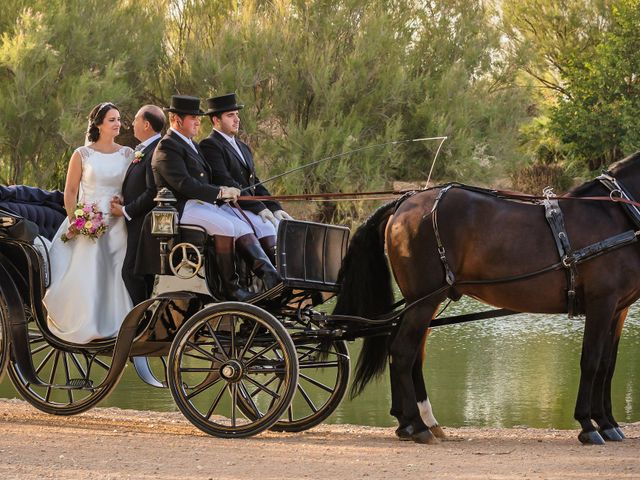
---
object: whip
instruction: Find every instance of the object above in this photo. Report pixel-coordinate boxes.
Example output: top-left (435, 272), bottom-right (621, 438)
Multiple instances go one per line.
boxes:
top-left (241, 136), bottom-right (448, 193)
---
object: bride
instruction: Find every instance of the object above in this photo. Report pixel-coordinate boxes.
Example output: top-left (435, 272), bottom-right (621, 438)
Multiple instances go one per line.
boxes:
top-left (44, 102), bottom-right (134, 343)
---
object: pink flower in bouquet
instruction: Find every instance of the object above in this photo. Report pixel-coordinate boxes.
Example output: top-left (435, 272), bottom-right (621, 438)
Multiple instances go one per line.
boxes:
top-left (61, 201), bottom-right (108, 243)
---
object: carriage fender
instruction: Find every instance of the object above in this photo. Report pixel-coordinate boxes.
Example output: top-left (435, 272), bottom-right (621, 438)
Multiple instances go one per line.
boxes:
top-left (95, 291), bottom-right (207, 389)
top-left (0, 260), bottom-right (44, 386)
top-left (94, 297), bottom-right (163, 390)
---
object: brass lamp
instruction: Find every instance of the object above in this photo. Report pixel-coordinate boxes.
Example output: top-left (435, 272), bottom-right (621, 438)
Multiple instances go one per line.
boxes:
top-left (151, 188), bottom-right (178, 274)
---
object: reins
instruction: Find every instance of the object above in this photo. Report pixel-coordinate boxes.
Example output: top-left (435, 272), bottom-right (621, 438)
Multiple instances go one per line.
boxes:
top-left (238, 187), bottom-right (640, 210)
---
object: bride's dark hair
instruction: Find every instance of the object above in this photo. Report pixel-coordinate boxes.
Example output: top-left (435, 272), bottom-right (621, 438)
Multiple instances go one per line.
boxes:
top-left (86, 102), bottom-right (119, 143)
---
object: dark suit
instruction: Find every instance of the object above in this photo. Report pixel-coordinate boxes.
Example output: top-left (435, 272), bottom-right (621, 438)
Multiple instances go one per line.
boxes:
top-left (199, 130), bottom-right (281, 215)
top-left (137, 130), bottom-right (221, 276)
top-left (152, 129), bottom-right (220, 215)
top-left (121, 137), bottom-right (159, 305)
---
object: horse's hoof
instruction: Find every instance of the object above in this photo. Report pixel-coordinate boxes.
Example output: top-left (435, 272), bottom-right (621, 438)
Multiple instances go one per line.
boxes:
top-left (395, 425), bottom-right (414, 441)
top-left (615, 427), bottom-right (626, 439)
top-left (578, 430), bottom-right (606, 445)
top-left (599, 427), bottom-right (623, 442)
top-left (429, 425), bottom-right (446, 439)
top-left (412, 429), bottom-right (439, 445)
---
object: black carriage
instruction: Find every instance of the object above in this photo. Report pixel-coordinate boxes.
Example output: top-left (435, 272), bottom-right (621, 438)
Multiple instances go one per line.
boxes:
top-left (0, 191), bottom-right (361, 438)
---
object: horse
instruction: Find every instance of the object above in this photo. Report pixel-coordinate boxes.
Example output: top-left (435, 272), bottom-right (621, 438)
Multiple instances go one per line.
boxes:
top-left (334, 151), bottom-right (640, 445)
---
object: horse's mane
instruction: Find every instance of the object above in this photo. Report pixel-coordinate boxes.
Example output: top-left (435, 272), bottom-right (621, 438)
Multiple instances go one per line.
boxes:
top-left (608, 151), bottom-right (640, 175)
top-left (567, 151), bottom-right (640, 197)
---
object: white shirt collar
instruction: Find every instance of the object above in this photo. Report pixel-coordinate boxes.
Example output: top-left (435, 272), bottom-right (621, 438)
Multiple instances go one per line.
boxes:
top-left (170, 128), bottom-right (198, 152)
top-left (214, 128), bottom-right (237, 145)
top-left (138, 133), bottom-right (162, 150)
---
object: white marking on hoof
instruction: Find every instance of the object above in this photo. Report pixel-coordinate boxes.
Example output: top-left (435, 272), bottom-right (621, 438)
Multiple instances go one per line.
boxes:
top-left (418, 398), bottom-right (438, 428)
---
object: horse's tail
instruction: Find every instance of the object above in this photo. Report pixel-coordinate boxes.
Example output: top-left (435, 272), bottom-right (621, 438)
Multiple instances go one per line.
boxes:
top-left (333, 200), bottom-right (399, 398)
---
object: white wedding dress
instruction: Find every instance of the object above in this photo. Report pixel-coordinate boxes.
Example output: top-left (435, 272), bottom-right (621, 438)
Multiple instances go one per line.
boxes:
top-left (44, 146), bottom-right (134, 343)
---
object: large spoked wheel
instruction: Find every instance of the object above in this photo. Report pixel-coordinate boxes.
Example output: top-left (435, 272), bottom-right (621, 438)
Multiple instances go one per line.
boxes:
top-left (270, 339), bottom-right (350, 432)
top-left (168, 302), bottom-right (299, 438)
top-left (8, 308), bottom-right (120, 415)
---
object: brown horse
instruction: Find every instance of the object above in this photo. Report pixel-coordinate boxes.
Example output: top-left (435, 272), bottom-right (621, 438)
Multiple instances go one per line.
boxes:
top-left (334, 152), bottom-right (640, 445)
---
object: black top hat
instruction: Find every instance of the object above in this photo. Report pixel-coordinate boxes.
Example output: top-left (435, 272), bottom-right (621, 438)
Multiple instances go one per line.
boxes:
top-left (164, 95), bottom-right (205, 115)
top-left (205, 93), bottom-right (244, 115)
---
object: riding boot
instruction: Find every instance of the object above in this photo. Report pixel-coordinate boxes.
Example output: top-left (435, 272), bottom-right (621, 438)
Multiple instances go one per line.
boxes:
top-left (236, 233), bottom-right (282, 291)
top-left (213, 235), bottom-right (252, 301)
top-left (259, 235), bottom-right (278, 267)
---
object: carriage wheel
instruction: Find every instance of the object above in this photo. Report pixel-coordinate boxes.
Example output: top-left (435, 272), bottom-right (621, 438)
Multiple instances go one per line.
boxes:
top-left (269, 339), bottom-right (350, 432)
top-left (0, 300), bottom-right (8, 381)
top-left (167, 302), bottom-right (298, 438)
top-left (8, 308), bottom-right (120, 415)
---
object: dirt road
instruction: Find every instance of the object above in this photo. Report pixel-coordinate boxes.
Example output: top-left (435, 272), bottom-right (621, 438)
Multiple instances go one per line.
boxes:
top-left (0, 398), bottom-right (638, 479)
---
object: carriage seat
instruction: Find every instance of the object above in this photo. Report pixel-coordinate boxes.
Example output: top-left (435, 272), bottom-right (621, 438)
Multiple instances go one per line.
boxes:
top-left (0, 185), bottom-right (65, 240)
top-left (177, 223), bottom-right (209, 250)
top-left (276, 219), bottom-right (350, 292)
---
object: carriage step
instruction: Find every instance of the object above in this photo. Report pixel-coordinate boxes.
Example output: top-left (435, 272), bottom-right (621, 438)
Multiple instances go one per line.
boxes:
top-left (65, 378), bottom-right (94, 389)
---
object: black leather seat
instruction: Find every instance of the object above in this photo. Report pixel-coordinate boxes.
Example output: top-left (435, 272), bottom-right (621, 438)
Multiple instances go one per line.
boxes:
top-left (0, 185), bottom-right (65, 240)
top-left (177, 224), bottom-right (208, 249)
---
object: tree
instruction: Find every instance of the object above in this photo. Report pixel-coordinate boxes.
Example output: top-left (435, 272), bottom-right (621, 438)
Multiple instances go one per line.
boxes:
top-left (549, 0), bottom-right (640, 169)
top-left (0, 1), bottom-right (166, 187)
top-left (161, 0), bottom-right (533, 221)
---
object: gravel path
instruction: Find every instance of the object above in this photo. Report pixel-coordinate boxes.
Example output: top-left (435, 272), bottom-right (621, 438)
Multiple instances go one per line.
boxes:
top-left (0, 398), bottom-right (638, 479)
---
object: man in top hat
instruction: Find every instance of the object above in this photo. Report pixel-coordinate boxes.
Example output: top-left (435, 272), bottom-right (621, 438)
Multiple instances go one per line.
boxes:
top-left (110, 104), bottom-right (165, 305)
top-left (199, 93), bottom-right (292, 266)
top-left (149, 95), bottom-right (280, 300)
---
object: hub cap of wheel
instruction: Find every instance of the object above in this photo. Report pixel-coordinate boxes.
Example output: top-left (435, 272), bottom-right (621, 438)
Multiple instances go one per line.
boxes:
top-left (220, 360), bottom-right (243, 382)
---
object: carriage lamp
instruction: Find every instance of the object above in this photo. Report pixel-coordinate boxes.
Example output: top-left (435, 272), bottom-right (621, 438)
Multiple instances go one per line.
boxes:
top-left (152, 188), bottom-right (179, 274)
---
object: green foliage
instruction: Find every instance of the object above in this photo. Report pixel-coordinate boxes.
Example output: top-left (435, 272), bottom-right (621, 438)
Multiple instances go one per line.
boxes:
top-left (502, 0), bottom-right (640, 173)
top-left (548, 0), bottom-right (640, 170)
top-left (0, 1), bottom-right (165, 187)
top-left (157, 0), bottom-right (532, 222)
top-left (0, 0), bottom-right (556, 223)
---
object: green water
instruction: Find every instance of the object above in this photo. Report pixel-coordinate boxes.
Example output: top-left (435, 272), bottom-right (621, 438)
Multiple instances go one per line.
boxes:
top-left (2, 297), bottom-right (640, 429)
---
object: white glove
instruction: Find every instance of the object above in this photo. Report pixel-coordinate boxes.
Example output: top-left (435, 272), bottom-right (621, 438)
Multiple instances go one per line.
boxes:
top-left (219, 186), bottom-right (241, 202)
top-left (274, 210), bottom-right (292, 221)
top-left (258, 209), bottom-right (277, 227)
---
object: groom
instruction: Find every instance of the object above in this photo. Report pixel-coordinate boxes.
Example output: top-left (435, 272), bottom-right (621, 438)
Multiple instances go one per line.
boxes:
top-left (110, 105), bottom-right (166, 305)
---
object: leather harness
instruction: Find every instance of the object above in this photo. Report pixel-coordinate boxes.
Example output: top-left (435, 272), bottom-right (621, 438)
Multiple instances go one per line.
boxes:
top-left (430, 175), bottom-right (640, 318)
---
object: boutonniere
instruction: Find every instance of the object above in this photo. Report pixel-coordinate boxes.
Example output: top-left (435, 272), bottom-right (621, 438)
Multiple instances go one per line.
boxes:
top-left (133, 150), bottom-right (144, 163)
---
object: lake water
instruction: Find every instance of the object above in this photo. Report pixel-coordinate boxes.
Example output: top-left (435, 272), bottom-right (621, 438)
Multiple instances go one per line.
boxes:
top-left (2, 296), bottom-right (640, 430)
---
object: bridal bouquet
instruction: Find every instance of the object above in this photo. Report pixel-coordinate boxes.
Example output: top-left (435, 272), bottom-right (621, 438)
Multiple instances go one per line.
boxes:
top-left (61, 202), bottom-right (108, 242)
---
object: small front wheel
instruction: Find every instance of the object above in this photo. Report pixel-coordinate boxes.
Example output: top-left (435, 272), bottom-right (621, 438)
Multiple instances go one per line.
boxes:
top-left (167, 302), bottom-right (298, 438)
top-left (271, 339), bottom-right (350, 432)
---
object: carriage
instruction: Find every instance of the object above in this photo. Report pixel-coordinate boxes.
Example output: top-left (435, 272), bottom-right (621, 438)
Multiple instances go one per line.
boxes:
top-left (0, 188), bottom-right (373, 438)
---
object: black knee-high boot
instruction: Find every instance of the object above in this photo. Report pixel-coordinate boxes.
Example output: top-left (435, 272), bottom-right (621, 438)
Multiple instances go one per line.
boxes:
top-left (213, 235), bottom-right (251, 301)
top-left (259, 235), bottom-right (278, 266)
top-left (236, 234), bottom-right (281, 290)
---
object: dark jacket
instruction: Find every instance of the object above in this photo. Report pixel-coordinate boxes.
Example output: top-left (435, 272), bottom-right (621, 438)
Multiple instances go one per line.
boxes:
top-left (151, 129), bottom-right (220, 216)
top-left (122, 138), bottom-right (160, 221)
top-left (137, 130), bottom-right (220, 276)
top-left (199, 130), bottom-right (281, 215)
top-left (121, 138), bottom-right (159, 304)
